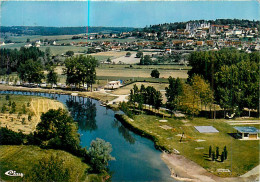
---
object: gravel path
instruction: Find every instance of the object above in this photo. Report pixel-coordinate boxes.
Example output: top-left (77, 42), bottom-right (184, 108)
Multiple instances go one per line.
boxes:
top-left (161, 152), bottom-right (259, 182)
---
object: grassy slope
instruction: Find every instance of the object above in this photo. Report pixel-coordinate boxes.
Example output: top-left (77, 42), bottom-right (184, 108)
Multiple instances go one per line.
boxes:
top-left (120, 114), bottom-right (259, 177)
top-left (0, 95), bottom-right (64, 134)
top-left (0, 145), bottom-right (103, 182)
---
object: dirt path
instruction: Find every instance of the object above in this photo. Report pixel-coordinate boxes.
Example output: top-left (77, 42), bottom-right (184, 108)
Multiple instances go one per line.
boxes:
top-left (161, 152), bottom-right (259, 182)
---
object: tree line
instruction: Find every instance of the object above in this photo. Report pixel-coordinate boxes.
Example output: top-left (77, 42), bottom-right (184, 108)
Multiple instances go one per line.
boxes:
top-left (1, 26), bottom-right (134, 36)
top-left (119, 84), bottom-right (163, 118)
top-left (0, 47), bottom-right (44, 75)
top-left (138, 19), bottom-right (259, 33)
top-left (165, 75), bottom-right (214, 117)
top-left (188, 48), bottom-right (259, 116)
top-left (1, 47), bottom-right (98, 91)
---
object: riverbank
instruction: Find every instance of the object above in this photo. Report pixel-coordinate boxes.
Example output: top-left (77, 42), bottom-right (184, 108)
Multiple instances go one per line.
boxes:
top-left (161, 152), bottom-right (259, 182)
top-left (0, 85), bottom-right (117, 103)
top-left (115, 113), bottom-right (259, 181)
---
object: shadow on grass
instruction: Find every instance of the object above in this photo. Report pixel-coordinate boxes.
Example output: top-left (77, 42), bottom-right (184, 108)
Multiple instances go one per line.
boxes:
top-left (228, 133), bottom-right (242, 139)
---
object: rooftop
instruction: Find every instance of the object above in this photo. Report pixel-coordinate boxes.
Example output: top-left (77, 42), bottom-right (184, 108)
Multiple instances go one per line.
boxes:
top-left (234, 127), bottom-right (259, 133)
top-left (194, 126), bottom-right (219, 133)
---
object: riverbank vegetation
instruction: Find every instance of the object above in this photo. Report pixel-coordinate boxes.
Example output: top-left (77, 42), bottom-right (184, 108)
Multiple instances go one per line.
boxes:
top-left (0, 145), bottom-right (99, 182)
top-left (0, 95), bottom-right (114, 181)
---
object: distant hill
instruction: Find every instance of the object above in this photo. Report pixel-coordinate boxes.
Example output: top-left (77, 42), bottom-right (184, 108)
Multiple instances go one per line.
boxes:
top-left (0, 26), bottom-right (135, 35)
top-left (139, 19), bottom-right (260, 33)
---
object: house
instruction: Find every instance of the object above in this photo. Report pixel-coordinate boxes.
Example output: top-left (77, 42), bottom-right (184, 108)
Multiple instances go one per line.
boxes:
top-left (24, 44), bottom-right (32, 48)
top-left (165, 49), bottom-right (171, 54)
top-left (234, 127), bottom-right (259, 140)
top-left (104, 81), bottom-right (122, 89)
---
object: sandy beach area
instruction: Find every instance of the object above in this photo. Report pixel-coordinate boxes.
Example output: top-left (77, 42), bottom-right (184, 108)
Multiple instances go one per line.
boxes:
top-left (161, 152), bottom-right (259, 182)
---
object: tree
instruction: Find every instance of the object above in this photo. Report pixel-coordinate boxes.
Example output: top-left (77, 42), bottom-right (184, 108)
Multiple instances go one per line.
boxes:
top-left (35, 109), bottom-right (80, 153)
top-left (18, 59), bottom-right (45, 84)
top-left (10, 101), bottom-right (16, 114)
top-left (64, 55), bottom-right (98, 91)
top-left (0, 127), bottom-right (25, 145)
top-left (1, 104), bottom-right (7, 113)
top-left (45, 47), bottom-right (51, 64)
top-left (47, 67), bottom-right (58, 89)
top-left (25, 155), bottom-right (70, 182)
top-left (151, 69), bottom-right (160, 78)
top-left (179, 83), bottom-right (201, 117)
top-left (106, 58), bottom-right (112, 63)
top-left (126, 52), bottom-right (131, 57)
top-left (224, 146), bottom-right (228, 160)
top-left (140, 55), bottom-right (152, 65)
top-left (154, 90), bottom-right (163, 112)
top-left (136, 51), bottom-right (143, 58)
top-left (26, 38), bottom-right (30, 43)
top-left (88, 138), bottom-right (115, 173)
top-left (216, 146), bottom-right (219, 159)
top-left (22, 104), bottom-right (27, 114)
top-left (65, 50), bottom-right (74, 57)
top-left (221, 152), bottom-right (224, 162)
top-left (191, 74), bottom-right (214, 110)
top-left (212, 151), bottom-right (215, 161)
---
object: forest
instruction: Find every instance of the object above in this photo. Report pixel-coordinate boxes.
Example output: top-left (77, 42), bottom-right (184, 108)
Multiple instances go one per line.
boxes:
top-left (1, 26), bottom-right (135, 36)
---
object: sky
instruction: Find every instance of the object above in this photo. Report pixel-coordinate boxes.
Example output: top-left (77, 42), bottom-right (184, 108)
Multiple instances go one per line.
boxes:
top-left (1, 1), bottom-right (259, 28)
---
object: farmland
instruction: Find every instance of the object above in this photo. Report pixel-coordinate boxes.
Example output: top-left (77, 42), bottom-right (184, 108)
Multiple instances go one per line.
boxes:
top-left (0, 95), bottom-right (64, 134)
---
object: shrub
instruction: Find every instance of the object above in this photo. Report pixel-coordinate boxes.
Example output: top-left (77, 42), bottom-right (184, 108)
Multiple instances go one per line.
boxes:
top-left (0, 127), bottom-right (25, 145)
top-left (24, 155), bottom-right (70, 182)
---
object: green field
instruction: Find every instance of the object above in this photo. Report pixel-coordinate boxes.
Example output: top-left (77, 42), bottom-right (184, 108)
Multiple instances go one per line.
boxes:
top-left (120, 114), bottom-right (260, 177)
top-left (1, 34), bottom-right (77, 43)
top-left (0, 145), bottom-right (103, 182)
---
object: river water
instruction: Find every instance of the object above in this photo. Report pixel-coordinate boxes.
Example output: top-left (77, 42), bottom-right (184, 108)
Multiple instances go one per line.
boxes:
top-left (0, 91), bottom-right (174, 182)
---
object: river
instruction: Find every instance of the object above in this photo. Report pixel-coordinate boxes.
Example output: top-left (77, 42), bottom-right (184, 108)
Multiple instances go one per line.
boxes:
top-left (0, 91), bottom-right (174, 182)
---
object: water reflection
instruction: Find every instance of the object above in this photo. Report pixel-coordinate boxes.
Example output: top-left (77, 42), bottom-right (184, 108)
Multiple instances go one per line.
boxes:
top-left (66, 97), bottom-right (97, 132)
top-left (112, 119), bottom-right (136, 144)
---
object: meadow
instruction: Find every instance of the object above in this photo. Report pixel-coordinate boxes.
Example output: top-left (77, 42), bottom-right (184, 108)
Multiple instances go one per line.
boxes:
top-left (0, 145), bottom-right (102, 182)
top-left (120, 114), bottom-right (260, 177)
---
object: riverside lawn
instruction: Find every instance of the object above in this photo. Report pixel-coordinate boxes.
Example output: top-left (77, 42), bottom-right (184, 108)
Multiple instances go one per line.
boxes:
top-left (118, 114), bottom-right (259, 177)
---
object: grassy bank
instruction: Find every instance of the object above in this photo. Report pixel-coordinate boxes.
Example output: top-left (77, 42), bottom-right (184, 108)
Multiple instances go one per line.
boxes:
top-left (115, 114), bottom-right (259, 177)
top-left (0, 145), bottom-right (103, 182)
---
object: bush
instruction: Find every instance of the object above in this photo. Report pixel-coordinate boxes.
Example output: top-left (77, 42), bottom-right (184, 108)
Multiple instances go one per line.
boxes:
top-left (65, 50), bottom-right (74, 57)
top-left (24, 155), bottom-right (70, 182)
top-left (126, 52), bottom-right (131, 57)
top-left (0, 127), bottom-right (25, 145)
top-left (5, 95), bottom-right (10, 100)
top-left (151, 69), bottom-right (160, 78)
top-left (136, 51), bottom-right (143, 58)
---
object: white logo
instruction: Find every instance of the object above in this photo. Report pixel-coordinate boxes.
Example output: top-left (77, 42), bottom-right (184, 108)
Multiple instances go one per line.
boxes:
top-left (5, 170), bottom-right (24, 177)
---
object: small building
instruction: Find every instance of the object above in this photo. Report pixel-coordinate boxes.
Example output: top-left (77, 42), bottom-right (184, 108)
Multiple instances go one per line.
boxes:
top-left (234, 127), bottom-right (259, 140)
top-left (105, 81), bottom-right (122, 89)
